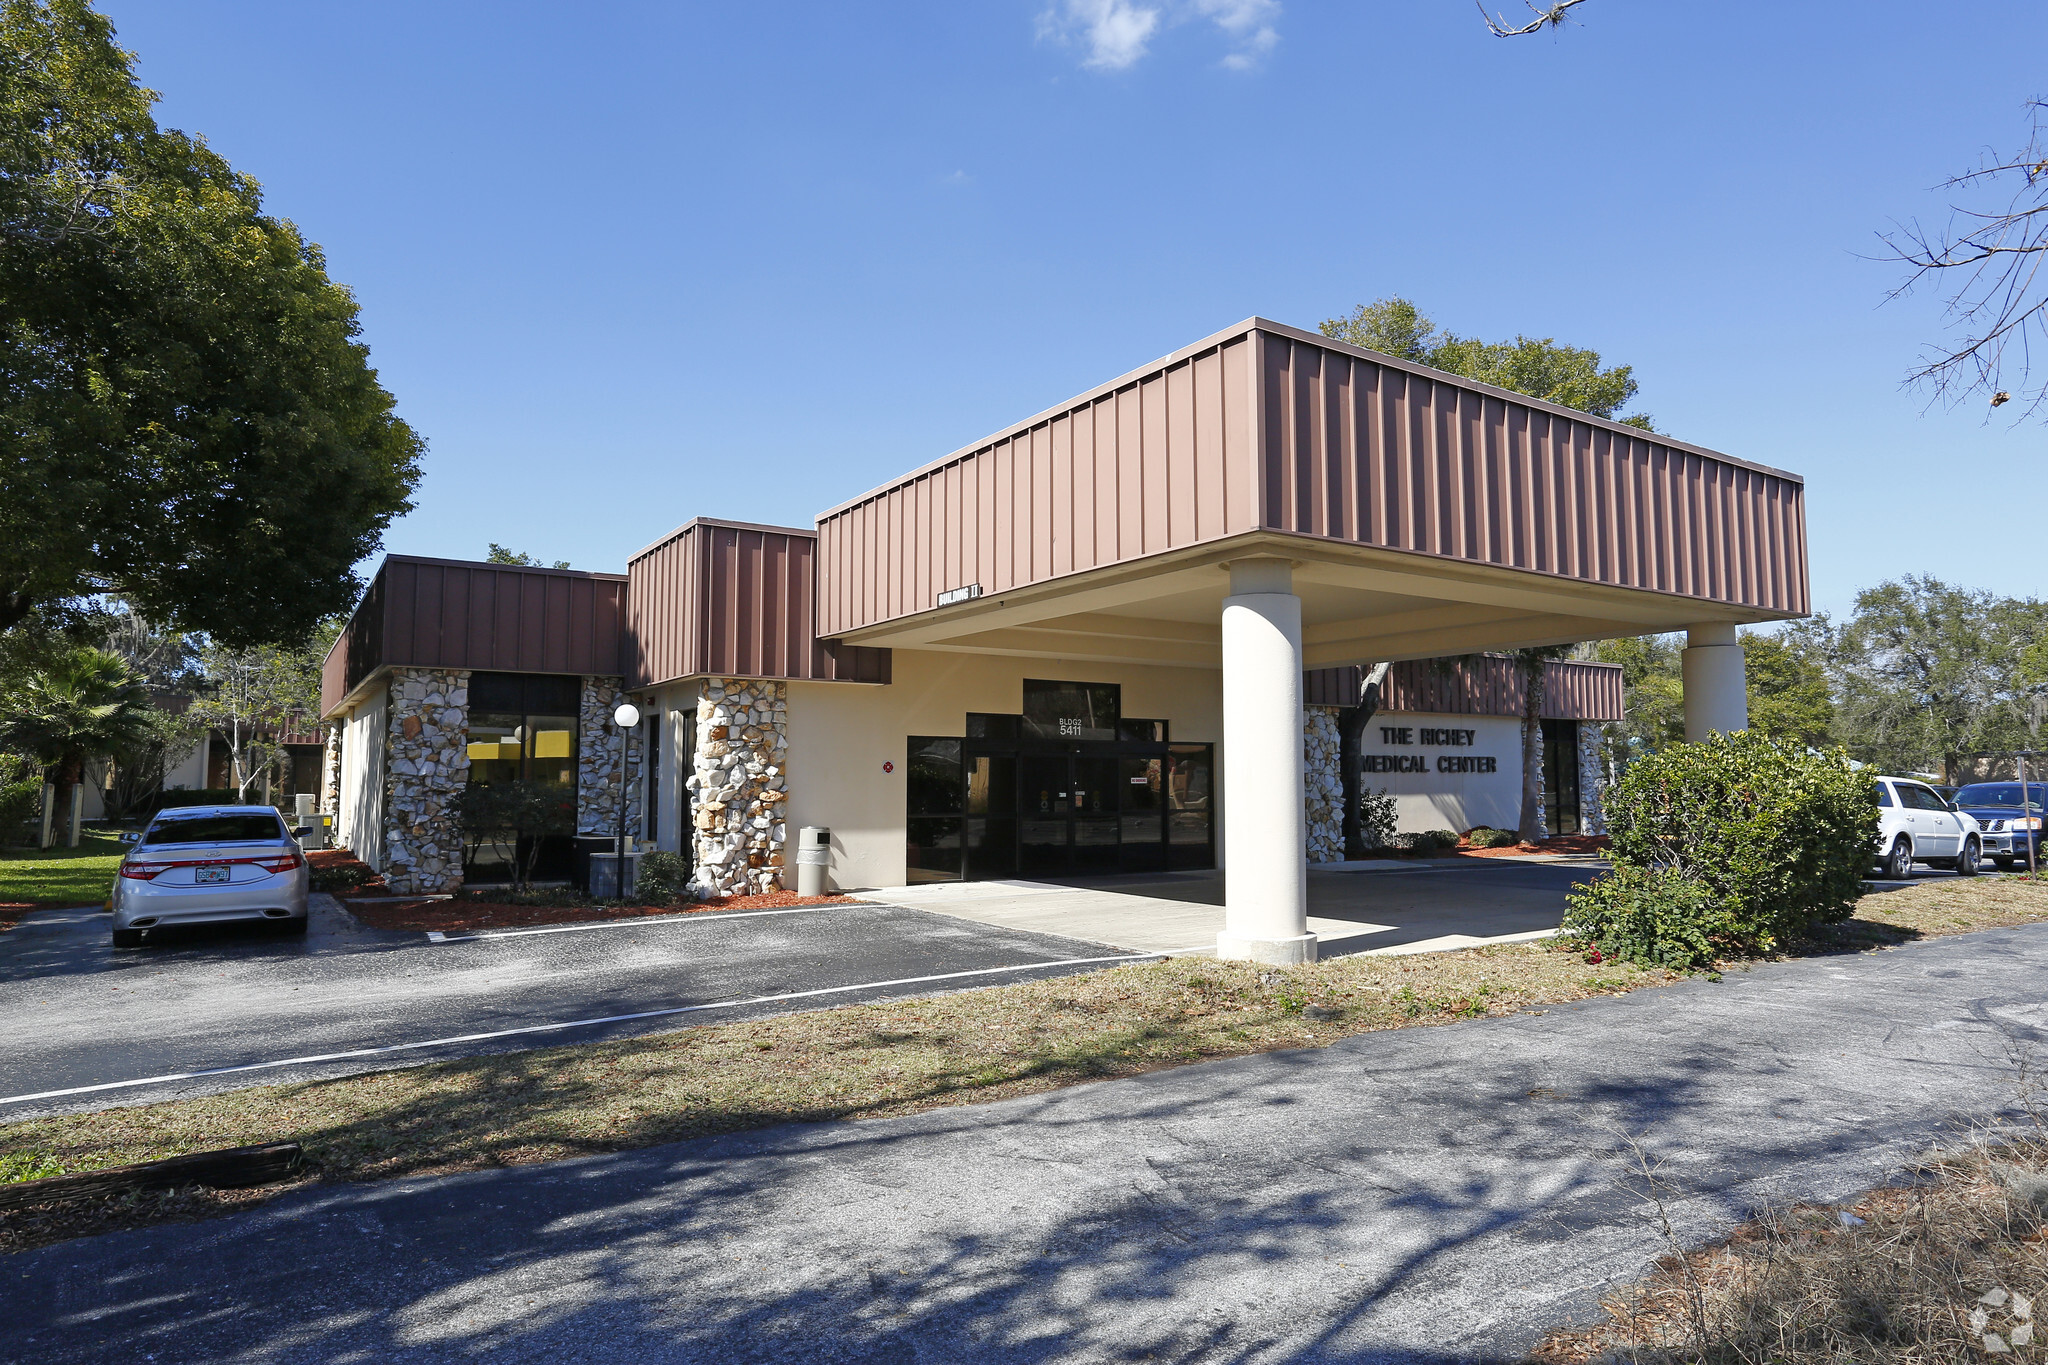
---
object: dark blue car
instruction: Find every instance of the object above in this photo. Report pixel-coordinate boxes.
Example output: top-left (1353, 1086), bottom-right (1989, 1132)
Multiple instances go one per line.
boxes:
top-left (1953, 782), bottom-right (2047, 871)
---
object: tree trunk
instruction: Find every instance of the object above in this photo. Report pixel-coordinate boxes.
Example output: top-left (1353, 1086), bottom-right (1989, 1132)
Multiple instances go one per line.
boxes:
top-left (1339, 663), bottom-right (1391, 859)
top-left (1518, 657), bottom-right (1547, 845)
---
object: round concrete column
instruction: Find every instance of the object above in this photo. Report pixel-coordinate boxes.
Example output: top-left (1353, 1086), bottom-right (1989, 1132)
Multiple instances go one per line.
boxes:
top-left (1681, 622), bottom-right (1749, 741)
top-left (1217, 558), bottom-right (1316, 966)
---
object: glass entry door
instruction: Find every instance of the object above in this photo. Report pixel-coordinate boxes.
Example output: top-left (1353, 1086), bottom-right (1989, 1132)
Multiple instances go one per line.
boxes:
top-left (1004, 747), bottom-right (1209, 878)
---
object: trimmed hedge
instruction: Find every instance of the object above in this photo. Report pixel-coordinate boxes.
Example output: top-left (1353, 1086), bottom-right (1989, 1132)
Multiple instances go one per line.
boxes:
top-left (1590, 730), bottom-right (1875, 961)
top-left (1467, 826), bottom-right (1519, 849)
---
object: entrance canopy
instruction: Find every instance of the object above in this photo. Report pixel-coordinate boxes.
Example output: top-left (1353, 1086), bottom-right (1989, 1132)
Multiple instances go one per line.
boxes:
top-left (816, 319), bottom-right (1806, 668)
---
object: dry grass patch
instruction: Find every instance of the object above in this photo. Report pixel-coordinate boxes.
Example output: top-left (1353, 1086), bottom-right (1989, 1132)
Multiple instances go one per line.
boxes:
top-left (0, 943), bottom-right (1666, 1251)
top-left (1533, 1130), bottom-right (2048, 1363)
top-left (1797, 873), bottom-right (2048, 954)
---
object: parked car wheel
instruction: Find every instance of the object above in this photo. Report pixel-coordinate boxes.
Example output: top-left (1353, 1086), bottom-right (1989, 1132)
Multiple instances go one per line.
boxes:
top-left (111, 929), bottom-right (144, 949)
top-left (1885, 836), bottom-right (1914, 881)
top-left (1957, 835), bottom-right (1981, 876)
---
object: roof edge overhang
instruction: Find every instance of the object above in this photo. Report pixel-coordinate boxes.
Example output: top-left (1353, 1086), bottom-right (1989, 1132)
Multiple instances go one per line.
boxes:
top-left (824, 528), bottom-right (1802, 664)
top-left (816, 316), bottom-right (1802, 524)
top-left (628, 516), bottom-right (820, 566)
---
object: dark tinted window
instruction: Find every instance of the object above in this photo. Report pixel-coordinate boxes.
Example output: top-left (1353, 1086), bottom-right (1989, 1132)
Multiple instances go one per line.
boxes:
top-left (1956, 784), bottom-right (2047, 810)
top-left (1900, 785), bottom-right (1946, 811)
top-left (144, 814), bottom-right (285, 845)
top-left (1023, 679), bottom-right (1118, 742)
top-left (1873, 782), bottom-right (1893, 808)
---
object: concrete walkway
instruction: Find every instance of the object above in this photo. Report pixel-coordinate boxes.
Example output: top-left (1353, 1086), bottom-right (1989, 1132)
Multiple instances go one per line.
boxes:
top-left (13, 923), bottom-right (2042, 1363)
top-left (859, 859), bottom-right (1595, 957)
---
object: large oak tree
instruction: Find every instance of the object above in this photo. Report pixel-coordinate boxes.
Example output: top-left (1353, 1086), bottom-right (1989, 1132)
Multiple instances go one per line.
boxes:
top-left (0, 0), bottom-right (422, 646)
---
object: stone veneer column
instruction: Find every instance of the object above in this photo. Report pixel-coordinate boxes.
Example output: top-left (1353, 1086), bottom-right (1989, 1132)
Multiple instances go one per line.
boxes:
top-left (1577, 724), bottom-right (1609, 836)
top-left (1302, 707), bottom-right (1343, 862)
top-left (321, 721), bottom-right (343, 817)
top-left (381, 668), bottom-right (470, 894)
top-left (687, 678), bottom-right (788, 897)
top-left (576, 677), bottom-right (644, 840)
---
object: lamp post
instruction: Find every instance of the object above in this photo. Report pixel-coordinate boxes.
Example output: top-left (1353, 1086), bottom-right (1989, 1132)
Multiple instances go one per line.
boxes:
top-left (613, 701), bottom-right (641, 897)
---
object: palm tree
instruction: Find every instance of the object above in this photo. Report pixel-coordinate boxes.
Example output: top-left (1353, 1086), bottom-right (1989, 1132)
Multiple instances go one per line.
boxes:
top-left (0, 647), bottom-right (154, 845)
top-left (1425, 646), bottom-right (1575, 845)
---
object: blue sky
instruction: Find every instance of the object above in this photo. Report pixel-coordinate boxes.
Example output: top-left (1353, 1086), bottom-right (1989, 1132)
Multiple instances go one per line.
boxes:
top-left (102, 1), bottom-right (2044, 621)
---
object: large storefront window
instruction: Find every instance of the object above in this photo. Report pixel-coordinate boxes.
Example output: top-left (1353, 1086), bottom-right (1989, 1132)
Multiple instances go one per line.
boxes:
top-left (908, 681), bottom-right (1212, 882)
top-left (464, 672), bottom-right (581, 882)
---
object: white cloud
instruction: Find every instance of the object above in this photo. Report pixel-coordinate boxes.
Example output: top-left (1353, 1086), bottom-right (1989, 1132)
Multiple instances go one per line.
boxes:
top-left (1040, 0), bottom-right (1278, 72)
top-left (1197, 0), bottom-right (1279, 68)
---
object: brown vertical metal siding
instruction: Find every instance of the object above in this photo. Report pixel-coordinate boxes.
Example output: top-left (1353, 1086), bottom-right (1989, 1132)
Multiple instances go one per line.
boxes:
top-left (1258, 328), bottom-right (1808, 616)
top-left (318, 558), bottom-right (628, 717)
top-left (816, 333), bottom-right (1262, 636)
top-left (817, 322), bottom-right (1807, 635)
top-left (625, 520), bottom-right (890, 689)
top-left (1302, 658), bottom-right (1623, 722)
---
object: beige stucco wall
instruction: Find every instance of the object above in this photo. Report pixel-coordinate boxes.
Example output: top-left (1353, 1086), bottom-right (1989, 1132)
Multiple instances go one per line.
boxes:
top-left (783, 650), bottom-right (1225, 891)
top-left (1358, 712), bottom-right (1525, 835)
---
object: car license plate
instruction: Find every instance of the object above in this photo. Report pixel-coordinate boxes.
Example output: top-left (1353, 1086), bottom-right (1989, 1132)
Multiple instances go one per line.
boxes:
top-left (195, 866), bottom-right (229, 884)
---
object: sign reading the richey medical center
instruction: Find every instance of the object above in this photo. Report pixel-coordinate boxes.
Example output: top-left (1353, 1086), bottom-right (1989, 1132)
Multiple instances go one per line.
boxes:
top-left (1363, 724), bottom-right (1499, 775)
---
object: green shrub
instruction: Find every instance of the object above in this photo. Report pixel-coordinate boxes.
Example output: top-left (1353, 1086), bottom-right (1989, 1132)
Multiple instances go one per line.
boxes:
top-left (635, 851), bottom-right (695, 905)
top-left (1357, 787), bottom-right (1397, 850)
top-left (311, 863), bottom-right (378, 893)
top-left (1603, 730), bottom-right (1875, 954)
top-left (1562, 864), bottom-right (1731, 971)
top-left (1390, 829), bottom-right (1458, 853)
top-left (1467, 826), bottom-right (1519, 849)
top-left (0, 754), bottom-right (43, 846)
top-left (1425, 828), bottom-right (1459, 848)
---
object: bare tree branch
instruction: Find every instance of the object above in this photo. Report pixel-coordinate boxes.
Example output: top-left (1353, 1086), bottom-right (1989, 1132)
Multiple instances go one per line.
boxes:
top-left (1475, 0), bottom-right (1591, 37)
top-left (1879, 98), bottom-right (2048, 422)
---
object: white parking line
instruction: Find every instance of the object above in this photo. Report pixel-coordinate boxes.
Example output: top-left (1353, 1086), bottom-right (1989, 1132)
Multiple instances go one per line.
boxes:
top-left (0, 951), bottom-right (1162, 1107)
top-left (425, 902), bottom-right (860, 943)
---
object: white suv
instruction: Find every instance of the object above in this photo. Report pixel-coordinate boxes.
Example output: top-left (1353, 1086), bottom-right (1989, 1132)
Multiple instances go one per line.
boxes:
top-left (1873, 777), bottom-right (1983, 880)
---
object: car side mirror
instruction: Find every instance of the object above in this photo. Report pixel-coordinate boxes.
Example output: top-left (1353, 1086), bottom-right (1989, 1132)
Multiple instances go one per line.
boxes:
top-left (1947, 802), bottom-right (1960, 812)
top-left (120, 831), bottom-right (140, 844)
top-left (291, 826), bottom-right (311, 839)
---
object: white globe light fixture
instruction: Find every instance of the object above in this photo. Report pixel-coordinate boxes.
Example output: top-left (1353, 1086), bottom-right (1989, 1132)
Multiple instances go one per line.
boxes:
top-left (609, 700), bottom-right (643, 896)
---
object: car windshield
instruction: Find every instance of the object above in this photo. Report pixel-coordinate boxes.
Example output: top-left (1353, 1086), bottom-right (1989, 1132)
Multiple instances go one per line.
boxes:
top-left (1954, 784), bottom-right (2047, 811)
top-left (142, 814), bottom-right (285, 846)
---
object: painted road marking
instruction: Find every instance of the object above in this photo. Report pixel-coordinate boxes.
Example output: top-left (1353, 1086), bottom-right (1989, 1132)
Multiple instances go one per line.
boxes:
top-left (0, 951), bottom-right (1162, 1107)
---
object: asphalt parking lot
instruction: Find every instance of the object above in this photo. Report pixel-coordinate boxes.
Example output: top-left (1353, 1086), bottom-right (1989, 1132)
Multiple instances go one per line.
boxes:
top-left (1, 854), bottom-right (1996, 1126)
top-left (0, 895), bottom-right (1130, 1120)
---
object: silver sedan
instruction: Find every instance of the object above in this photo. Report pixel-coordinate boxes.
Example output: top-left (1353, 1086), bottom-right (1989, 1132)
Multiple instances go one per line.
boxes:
top-left (111, 806), bottom-right (311, 948)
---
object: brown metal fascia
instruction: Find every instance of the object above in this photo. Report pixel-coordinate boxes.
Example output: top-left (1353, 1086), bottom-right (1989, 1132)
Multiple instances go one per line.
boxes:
top-left (628, 516), bottom-right (820, 566)
top-left (379, 552), bottom-right (629, 583)
top-left (1248, 319), bottom-right (1805, 486)
top-left (815, 318), bottom-right (1273, 523)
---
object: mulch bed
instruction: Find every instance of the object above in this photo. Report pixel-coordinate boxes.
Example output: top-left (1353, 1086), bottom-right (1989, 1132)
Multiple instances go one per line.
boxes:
top-left (1456, 833), bottom-right (1612, 858)
top-left (308, 846), bottom-right (858, 932)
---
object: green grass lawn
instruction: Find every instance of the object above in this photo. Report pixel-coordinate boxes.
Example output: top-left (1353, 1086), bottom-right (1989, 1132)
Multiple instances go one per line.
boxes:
top-left (0, 832), bottom-right (126, 908)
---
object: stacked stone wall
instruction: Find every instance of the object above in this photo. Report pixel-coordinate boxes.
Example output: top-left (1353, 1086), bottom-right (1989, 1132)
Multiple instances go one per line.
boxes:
top-left (687, 678), bottom-right (788, 896)
top-left (1303, 707), bottom-right (1344, 862)
top-left (1577, 723), bottom-right (1608, 836)
top-left (576, 677), bottom-right (644, 840)
top-left (381, 668), bottom-right (470, 894)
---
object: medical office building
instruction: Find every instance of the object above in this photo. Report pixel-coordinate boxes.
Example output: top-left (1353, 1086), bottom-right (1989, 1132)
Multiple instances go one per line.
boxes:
top-left (320, 318), bottom-right (1804, 963)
